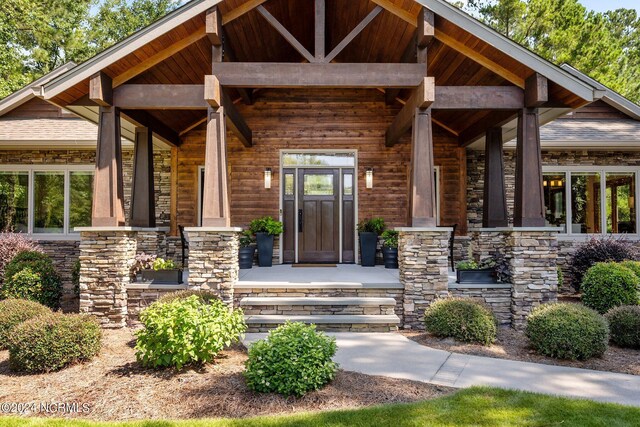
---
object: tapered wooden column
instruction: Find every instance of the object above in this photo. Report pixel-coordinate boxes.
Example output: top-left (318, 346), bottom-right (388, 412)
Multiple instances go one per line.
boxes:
top-left (410, 108), bottom-right (437, 227)
top-left (514, 108), bottom-right (545, 227)
top-left (130, 127), bottom-right (156, 227)
top-left (92, 106), bottom-right (125, 226)
top-left (483, 128), bottom-right (508, 227)
top-left (201, 106), bottom-right (230, 227)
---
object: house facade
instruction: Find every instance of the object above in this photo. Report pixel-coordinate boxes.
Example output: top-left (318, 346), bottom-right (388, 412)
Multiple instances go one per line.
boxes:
top-left (1, 0), bottom-right (638, 329)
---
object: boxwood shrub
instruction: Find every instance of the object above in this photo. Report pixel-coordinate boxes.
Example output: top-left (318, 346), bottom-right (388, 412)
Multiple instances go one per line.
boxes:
top-left (619, 260), bottom-right (640, 280)
top-left (423, 298), bottom-right (497, 345)
top-left (526, 303), bottom-right (609, 360)
top-left (135, 295), bottom-right (246, 369)
top-left (155, 289), bottom-right (220, 305)
top-left (605, 305), bottom-right (640, 349)
top-left (2, 251), bottom-right (62, 309)
top-left (244, 322), bottom-right (338, 397)
top-left (8, 313), bottom-right (102, 373)
top-left (581, 262), bottom-right (639, 314)
top-left (0, 299), bottom-right (51, 349)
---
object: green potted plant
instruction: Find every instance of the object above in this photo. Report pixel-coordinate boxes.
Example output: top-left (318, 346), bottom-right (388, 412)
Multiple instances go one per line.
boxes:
top-left (134, 254), bottom-right (182, 284)
top-left (249, 216), bottom-right (284, 267)
top-left (239, 231), bottom-right (256, 269)
top-left (381, 229), bottom-right (399, 269)
top-left (455, 259), bottom-right (496, 284)
top-left (357, 218), bottom-right (385, 267)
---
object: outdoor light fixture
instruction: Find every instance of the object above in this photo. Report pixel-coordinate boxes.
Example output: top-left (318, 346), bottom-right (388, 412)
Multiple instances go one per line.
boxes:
top-left (365, 168), bottom-right (373, 189)
top-left (264, 168), bottom-right (272, 189)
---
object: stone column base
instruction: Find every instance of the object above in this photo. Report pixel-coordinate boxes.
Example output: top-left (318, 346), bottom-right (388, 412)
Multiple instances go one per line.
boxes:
top-left (396, 227), bottom-right (452, 330)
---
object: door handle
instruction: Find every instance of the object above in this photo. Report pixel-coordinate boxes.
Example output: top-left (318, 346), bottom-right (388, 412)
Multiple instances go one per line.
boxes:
top-left (298, 209), bottom-right (303, 232)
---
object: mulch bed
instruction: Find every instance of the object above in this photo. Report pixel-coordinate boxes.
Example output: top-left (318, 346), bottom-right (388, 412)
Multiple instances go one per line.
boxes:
top-left (402, 327), bottom-right (640, 376)
top-left (0, 329), bottom-right (452, 421)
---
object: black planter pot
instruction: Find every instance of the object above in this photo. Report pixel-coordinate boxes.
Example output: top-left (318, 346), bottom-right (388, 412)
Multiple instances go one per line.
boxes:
top-left (382, 246), bottom-right (398, 269)
top-left (239, 245), bottom-right (256, 269)
top-left (141, 269), bottom-right (183, 284)
top-left (256, 232), bottom-right (274, 267)
top-left (456, 269), bottom-right (496, 284)
top-left (359, 232), bottom-right (378, 267)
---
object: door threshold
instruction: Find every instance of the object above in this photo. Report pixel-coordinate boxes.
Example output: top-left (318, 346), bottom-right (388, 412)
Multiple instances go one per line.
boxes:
top-left (291, 263), bottom-right (337, 268)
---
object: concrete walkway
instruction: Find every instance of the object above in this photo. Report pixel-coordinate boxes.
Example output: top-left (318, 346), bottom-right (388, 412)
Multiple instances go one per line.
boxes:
top-left (243, 332), bottom-right (640, 407)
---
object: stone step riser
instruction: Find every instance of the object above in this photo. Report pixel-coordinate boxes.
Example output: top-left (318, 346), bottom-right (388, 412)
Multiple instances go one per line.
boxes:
top-left (247, 324), bottom-right (398, 333)
top-left (242, 306), bottom-right (396, 316)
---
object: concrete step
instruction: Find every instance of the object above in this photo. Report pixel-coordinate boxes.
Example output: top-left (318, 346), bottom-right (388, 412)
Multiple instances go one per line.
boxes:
top-left (244, 314), bottom-right (400, 332)
top-left (239, 296), bottom-right (397, 306)
top-left (236, 281), bottom-right (403, 290)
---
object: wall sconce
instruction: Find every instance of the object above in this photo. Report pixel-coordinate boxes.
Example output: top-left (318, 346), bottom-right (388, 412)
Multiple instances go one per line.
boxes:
top-left (365, 168), bottom-right (373, 189)
top-left (264, 168), bottom-right (272, 189)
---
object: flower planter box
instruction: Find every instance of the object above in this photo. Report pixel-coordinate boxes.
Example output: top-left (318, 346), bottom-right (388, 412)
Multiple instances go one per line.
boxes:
top-left (456, 268), bottom-right (496, 284)
top-left (141, 269), bottom-right (183, 284)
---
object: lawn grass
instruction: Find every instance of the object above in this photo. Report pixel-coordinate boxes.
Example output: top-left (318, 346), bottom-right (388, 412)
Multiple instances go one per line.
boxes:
top-left (3, 386), bottom-right (639, 427)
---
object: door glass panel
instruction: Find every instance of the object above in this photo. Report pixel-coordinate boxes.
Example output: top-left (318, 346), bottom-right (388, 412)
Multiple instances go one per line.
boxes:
top-left (0, 171), bottom-right (29, 232)
top-left (543, 173), bottom-right (567, 232)
top-left (343, 174), bottom-right (353, 196)
top-left (69, 171), bottom-right (94, 232)
top-left (34, 171), bottom-right (64, 233)
top-left (283, 153), bottom-right (355, 167)
top-left (284, 173), bottom-right (294, 195)
top-left (571, 172), bottom-right (601, 234)
top-left (304, 174), bottom-right (333, 196)
top-left (606, 172), bottom-right (636, 233)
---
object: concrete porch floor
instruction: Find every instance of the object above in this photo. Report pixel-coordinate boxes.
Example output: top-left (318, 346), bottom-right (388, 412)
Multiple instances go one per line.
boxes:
top-left (238, 264), bottom-right (401, 284)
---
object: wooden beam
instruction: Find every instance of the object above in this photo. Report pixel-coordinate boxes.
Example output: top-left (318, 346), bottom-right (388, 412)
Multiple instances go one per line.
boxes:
top-left (206, 7), bottom-right (222, 46)
top-left (432, 86), bottom-right (524, 110)
top-left (89, 72), bottom-right (113, 107)
top-left (130, 127), bottom-right (156, 228)
top-left (435, 29), bottom-right (525, 88)
top-left (257, 5), bottom-right (315, 63)
top-left (179, 116), bottom-right (207, 136)
top-left (417, 8), bottom-right (435, 48)
top-left (525, 73), bottom-right (548, 107)
top-left (385, 36), bottom-right (417, 105)
top-left (370, 0), bottom-right (415, 26)
top-left (458, 111), bottom-right (516, 147)
top-left (315, 0), bottom-right (325, 61)
top-left (325, 6), bottom-right (382, 63)
top-left (220, 34), bottom-right (253, 105)
top-left (514, 108), bottom-right (545, 227)
top-left (386, 77), bottom-right (435, 147)
top-left (120, 110), bottom-right (180, 147)
top-left (201, 106), bottom-right (230, 227)
top-left (112, 29), bottom-right (206, 87)
top-left (410, 109), bottom-right (437, 227)
top-left (483, 128), bottom-right (508, 228)
top-left (205, 75), bottom-right (252, 147)
top-left (113, 85), bottom-right (206, 109)
top-left (204, 75), bottom-right (222, 107)
top-left (222, 0), bottom-right (268, 25)
top-left (212, 63), bottom-right (426, 88)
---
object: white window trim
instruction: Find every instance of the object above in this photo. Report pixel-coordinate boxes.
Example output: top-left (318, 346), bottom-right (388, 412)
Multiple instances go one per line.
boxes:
top-left (0, 165), bottom-right (94, 240)
top-left (542, 166), bottom-right (640, 239)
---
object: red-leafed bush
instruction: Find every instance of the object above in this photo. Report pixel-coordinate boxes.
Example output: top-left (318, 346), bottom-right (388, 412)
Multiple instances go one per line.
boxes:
top-left (0, 233), bottom-right (42, 280)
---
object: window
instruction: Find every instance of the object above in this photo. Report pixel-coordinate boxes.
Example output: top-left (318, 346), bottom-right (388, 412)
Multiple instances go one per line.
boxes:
top-left (303, 174), bottom-right (334, 196)
top-left (542, 167), bottom-right (638, 236)
top-left (0, 166), bottom-right (94, 236)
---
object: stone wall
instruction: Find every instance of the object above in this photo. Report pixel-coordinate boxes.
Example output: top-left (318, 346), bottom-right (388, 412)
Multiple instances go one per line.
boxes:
top-left (38, 240), bottom-right (80, 312)
top-left (449, 285), bottom-right (512, 325)
top-left (127, 284), bottom-right (188, 325)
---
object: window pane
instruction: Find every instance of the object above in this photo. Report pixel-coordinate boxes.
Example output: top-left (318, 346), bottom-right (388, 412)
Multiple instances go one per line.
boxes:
top-left (34, 171), bottom-right (64, 233)
top-left (304, 174), bottom-right (333, 195)
top-left (571, 172), bottom-right (601, 234)
top-left (69, 171), bottom-right (94, 231)
top-left (284, 174), bottom-right (294, 196)
top-left (283, 153), bottom-right (355, 167)
top-left (0, 172), bottom-right (28, 232)
top-left (343, 174), bottom-right (353, 196)
top-left (606, 172), bottom-right (636, 234)
top-left (543, 173), bottom-right (566, 232)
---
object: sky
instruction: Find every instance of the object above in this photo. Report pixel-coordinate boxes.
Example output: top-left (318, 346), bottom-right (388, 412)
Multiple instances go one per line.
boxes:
top-left (580, 0), bottom-right (640, 13)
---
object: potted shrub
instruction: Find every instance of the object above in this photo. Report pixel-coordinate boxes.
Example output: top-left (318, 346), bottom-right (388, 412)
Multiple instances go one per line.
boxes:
top-left (239, 231), bottom-right (256, 270)
top-left (455, 259), bottom-right (496, 284)
top-left (357, 218), bottom-right (385, 267)
top-left (249, 216), bottom-right (284, 267)
top-left (381, 229), bottom-right (398, 269)
top-left (133, 253), bottom-right (182, 284)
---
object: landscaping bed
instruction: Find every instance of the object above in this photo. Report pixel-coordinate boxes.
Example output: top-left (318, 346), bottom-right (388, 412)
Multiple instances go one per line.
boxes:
top-left (402, 327), bottom-right (640, 376)
top-left (0, 328), bottom-right (452, 421)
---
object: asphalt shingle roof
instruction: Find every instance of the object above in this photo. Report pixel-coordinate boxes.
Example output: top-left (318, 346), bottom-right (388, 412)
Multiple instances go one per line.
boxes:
top-left (0, 118), bottom-right (97, 142)
top-left (540, 118), bottom-right (640, 142)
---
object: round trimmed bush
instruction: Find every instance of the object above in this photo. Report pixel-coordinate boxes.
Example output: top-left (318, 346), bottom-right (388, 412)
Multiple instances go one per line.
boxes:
top-left (2, 251), bottom-right (62, 309)
top-left (0, 233), bottom-right (43, 279)
top-left (581, 262), bottom-right (639, 314)
top-left (155, 289), bottom-right (220, 305)
top-left (619, 260), bottom-right (640, 280)
top-left (135, 295), bottom-right (246, 369)
top-left (8, 313), bottom-right (102, 373)
top-left (244, 322), bottom-right (338, 397)
top-left (605, 305), bottom-right (640, 349)
top-left (423, 298), bottom-right (497, 345)
top-left (0, 299), bottom-right (51, 349)
top-left (526, 303), bottom-right (609, 360)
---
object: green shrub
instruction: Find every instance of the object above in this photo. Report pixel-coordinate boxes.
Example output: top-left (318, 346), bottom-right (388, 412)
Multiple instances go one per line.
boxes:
top-left (356, 217), bottom-right (385, 235)
top-left (155, 289), bottom-right (220, 305)
top-left (135, 295), bottom-right (245, 369)
top-left (381, 230), bottom-right (398, 248)
top-left (581, 262), bottom-right (639, 314)
top-left (619, 260), bottom-right (640, 281)
top-left (249, 216), bottom-right (284, 236)
top-left (423, 298), bottom-right (497, 345)
top-left (0, 233), bottom-right (43, 280)
top-left (72, 259), bottom-right (80, 297)
top-left (8, 312), bottom-right (102, 373)
top-left (2, 251), bottom-right (62, 309)
top-left (2, 268), bottom-right (43, 301)
top-left (152, 257), bottom-right (177, 271)
top-left (0, 299), bottom-right (51, 349)
top-left (456, 260), bottom-right (479, 270)
top-left (526, 303), bottom-right (609, 360)
top-left (244, 322), bottom-right (338, 396)
top-left (605, 305), bottom-right (640, 349)
top-left (557, 267), bottom-right (564, 288)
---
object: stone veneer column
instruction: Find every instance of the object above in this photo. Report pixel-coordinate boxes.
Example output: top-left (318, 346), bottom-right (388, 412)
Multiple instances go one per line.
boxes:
top-left (506, 228), bottom-right (559, 329)
top-left (135, 227), bottom-right (169, 258)
top-left (470, 229), bottom-right (509, 265)
top-left (77, 228), bottom-right (138, 328)
top-left (184, 227), bottom-right (241, 305)
top-left (397, 227), bottom-right (451, 329)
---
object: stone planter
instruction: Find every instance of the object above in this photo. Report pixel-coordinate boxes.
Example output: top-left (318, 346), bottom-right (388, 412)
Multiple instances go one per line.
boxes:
top-left (239, 245), bottom-right (256, 269)
top-left (359, 232), bottom-right (378, 267)
top-left (382, 246), bottom-right (398, 269)
top-left (141, 269), bottom-right (183, 284)
top-left (256, 232), bottom-right (274, 267)
top-left (456, 268), bottom-right (496, 284)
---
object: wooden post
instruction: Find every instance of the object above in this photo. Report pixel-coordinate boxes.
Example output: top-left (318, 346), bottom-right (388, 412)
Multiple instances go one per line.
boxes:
top-left (410, 108), bottom-right (437, 227)
top-left (130, 127), bottom-right (156, 227)
top-left (201, 106), bottom-right (230, 227)
top-left (514, 108), bottom-right (545, 227)
top-left (92, 106), bottom-right (125, 226)
top-left (482, 128), bottom-right (508, 228)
